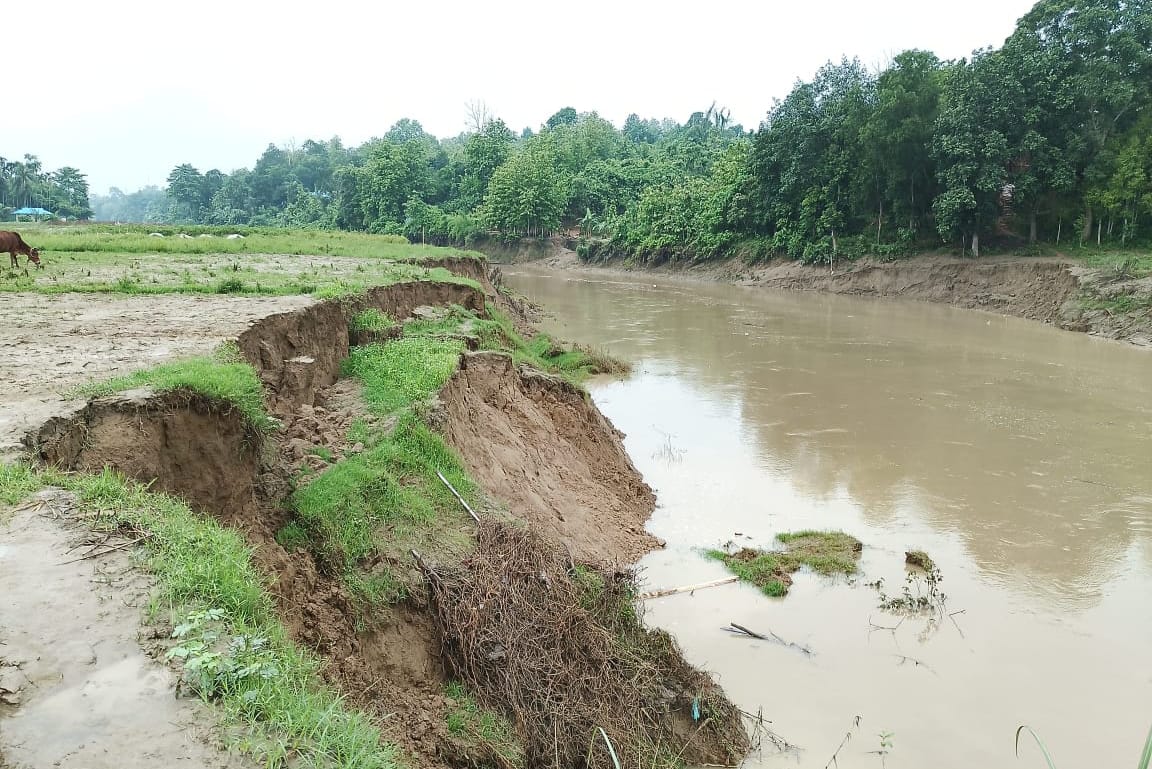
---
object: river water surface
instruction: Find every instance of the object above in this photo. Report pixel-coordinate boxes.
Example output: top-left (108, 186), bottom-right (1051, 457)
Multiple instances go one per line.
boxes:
top-left (504, 266), bottom-right (1152, 769)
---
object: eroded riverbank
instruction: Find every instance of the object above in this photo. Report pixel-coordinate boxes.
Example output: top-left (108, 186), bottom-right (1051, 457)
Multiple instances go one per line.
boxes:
top-left (509, 241), bottom-right (1152, 347)
top-left (2, 260), bottom-right (750, 769)
top-left (505, 266), bottom-right (1152, 769)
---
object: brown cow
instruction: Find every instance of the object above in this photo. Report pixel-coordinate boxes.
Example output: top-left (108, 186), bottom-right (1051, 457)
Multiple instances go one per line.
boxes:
top-left (0, 231), bottom-right (42, 270)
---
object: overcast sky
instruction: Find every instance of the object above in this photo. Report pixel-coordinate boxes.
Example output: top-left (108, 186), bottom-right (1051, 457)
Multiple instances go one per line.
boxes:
top-left (5, 0), bottom-right (1037, 195)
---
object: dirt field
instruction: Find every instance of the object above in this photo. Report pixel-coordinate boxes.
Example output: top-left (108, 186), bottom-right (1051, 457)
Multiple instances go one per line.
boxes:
top-left (0, 293), bottom-right (316, 462)
top-left (0, 490), bottom-right (250, 769)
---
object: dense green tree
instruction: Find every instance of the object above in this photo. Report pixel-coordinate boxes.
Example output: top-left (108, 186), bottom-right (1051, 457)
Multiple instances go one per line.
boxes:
top-left (932, 50), bottom-right (1016, 256)
top-left (166, 163), bottom-right (205, 221)
top-left (483, 141), bottom-right (566, 235)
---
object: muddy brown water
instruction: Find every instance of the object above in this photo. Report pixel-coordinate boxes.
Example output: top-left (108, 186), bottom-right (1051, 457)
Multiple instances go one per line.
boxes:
top-left (504, 267), bottom-right (1152, 769)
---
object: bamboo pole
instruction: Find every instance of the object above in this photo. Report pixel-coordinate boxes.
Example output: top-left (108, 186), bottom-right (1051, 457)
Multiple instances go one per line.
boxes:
top-left (638, 576), bottom-right (738, 600)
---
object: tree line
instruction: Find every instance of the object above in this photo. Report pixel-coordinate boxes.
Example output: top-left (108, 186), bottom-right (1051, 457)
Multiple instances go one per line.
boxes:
top-left (101, 0), bottom-right (1149, 261)
top-left (0, 155), bottom-right (92, 220)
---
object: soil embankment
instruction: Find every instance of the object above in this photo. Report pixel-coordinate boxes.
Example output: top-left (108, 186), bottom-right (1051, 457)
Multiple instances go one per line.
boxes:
top-left (9, 264), bottom-right (745, 769)
top-left (0, 293), bottom-right (316, 464)
top-left (435, 351), bottom-right (659, 564)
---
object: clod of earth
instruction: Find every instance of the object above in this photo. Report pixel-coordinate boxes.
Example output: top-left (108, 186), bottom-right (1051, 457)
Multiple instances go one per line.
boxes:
top-left (905, 549), bottom-right (934, 570)
top-left (707, 530), bottom-right (863, 597)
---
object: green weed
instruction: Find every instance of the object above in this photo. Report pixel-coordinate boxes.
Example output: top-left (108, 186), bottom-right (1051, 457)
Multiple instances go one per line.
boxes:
top-left (444, 681), bottom-right (524, 769)
top-left (350, 309), bottom-right (396, 334)
top-left (343, 338), bottom-right (463, 415)
top-left (1015, 720), bottom-right (1152, 769)
top-left (706, 530), bottom-right (862, 597)
top-left (67, 345), bottom-right (275, 434)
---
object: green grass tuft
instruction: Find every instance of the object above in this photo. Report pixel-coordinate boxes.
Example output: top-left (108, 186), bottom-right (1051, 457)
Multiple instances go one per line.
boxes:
top-left (707, 530), bottom-right (862, 597)
top-left (343, 338), bottom-right (464, 415)
top-left (444, 681), bottom-right (524, 768)
top-left (350, 309), bottom-right (397, 334)
top-left (67, 344), bottom-right (274, 434)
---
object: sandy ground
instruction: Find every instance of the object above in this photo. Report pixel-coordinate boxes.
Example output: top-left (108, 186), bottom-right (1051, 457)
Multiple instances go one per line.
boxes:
top-left (0, 292), bottom-right (316, 462)
top-left (0, 489), bottom-right (250, 768)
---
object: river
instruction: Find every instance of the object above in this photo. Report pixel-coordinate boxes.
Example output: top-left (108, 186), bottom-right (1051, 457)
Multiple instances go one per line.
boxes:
top-left (503, 266), bottom-right (1152, 769)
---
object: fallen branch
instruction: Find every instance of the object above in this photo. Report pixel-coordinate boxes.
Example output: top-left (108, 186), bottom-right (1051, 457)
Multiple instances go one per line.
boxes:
top-left (56, 535), bottom-right (149, 565)
top-left (724, 622), bottom-right (813, 656)
top-left (436, 470), bottom-right (480, 523)
top-left (893, 654), bottom-right (938, 675)
top-left (639, 576), bottom-right (738, 600)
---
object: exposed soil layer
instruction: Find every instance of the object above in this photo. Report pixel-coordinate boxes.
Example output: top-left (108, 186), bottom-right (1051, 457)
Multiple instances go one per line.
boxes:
top-left (435, 351), bottom-right (660, 565)
top-left (238, 280), bottom-right (486, 415)
top-left (9, 268), bottom-right (744, 769)
top-left (745, 256), bottom-right (1079, 323)
top-left (0, 489), bottom-right (251, 769)
top-left (25, 389), bottom-right (263, 520)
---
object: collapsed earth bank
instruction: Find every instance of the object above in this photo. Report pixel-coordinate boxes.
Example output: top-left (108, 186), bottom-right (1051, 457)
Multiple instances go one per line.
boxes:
top-left (18, 268), bottom-right (749, 769)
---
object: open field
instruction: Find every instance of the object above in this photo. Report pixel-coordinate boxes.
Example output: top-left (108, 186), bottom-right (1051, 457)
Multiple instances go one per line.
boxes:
top-left (1, 227), bottom-right (481, 297)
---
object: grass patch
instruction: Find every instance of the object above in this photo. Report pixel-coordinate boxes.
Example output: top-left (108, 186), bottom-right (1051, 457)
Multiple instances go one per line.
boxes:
top-left (0, 466), bottom-right (397, 769)
top-left (350, 308), bottom-right (397, 334)
top-left (343, 338), bottom-right (464, 415)
top-left (0, 226), bottom-right (482, 298)
top-left (1079, 293), bottom-right (1152, 314)
top-left (1070, 247), bottom-right (1152, 277)
top-left (905, 549), bottom-right (934, 570)
top-left (0, 462), bottom-right (43, 506)
top-left (707, 530), bottom-right (862, 597)
top-left (292, 413), bottom-right (473, 567)
top-left (444, 681), bottom-right (524, 769)
top-left (67, 342), bottom-right (275, 434)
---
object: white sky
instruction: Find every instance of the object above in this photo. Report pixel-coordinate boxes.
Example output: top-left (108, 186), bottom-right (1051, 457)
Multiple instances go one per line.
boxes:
top-left (4, 0), bottom-right (1037, 195)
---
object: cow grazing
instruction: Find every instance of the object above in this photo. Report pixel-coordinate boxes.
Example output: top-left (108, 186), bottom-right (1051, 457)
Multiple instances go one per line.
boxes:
top-left (0, 231), bottom-right (42, 271)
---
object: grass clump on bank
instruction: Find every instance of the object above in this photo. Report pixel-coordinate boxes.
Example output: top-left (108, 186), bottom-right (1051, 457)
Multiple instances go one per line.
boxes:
top-left (67, 342), bottom-right (276, 434)
top-left (288, 299), bottom-right (624, 607)
top-left (290, 316), bottom-right (477, 601)
top-left (0, 464), bottom-right (398, 769)
top-left (349, 308), bottom-right (397, 334)
top-left (444, 681), bottom-right (524, 769)
top-left (707, 530), bottom-right (863, 597)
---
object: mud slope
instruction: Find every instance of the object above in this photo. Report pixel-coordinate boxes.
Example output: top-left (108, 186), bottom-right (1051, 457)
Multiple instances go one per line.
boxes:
top-left (435, 351), bottom-right (660, 564)
top-left (0, 490), bottom-right (250, 769)
top-left (25, 389), bottom-right (263, 522)
top-left (238, 280), bottom-right (485, 415)
top-left (749, 256), bottom-right (1079, 322)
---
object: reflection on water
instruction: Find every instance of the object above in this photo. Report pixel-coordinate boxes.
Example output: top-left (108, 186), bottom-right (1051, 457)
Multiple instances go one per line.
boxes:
top-left (506, 268), bottom-right (1152, 769)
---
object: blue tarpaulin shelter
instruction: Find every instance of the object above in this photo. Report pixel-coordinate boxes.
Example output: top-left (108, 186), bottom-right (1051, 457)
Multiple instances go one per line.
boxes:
top-left (11, 207), bottom-right (54, 220)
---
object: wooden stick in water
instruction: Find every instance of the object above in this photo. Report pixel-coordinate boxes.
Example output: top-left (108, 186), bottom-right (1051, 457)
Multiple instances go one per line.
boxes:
top-left (638, 576), bottom-right (738, 600)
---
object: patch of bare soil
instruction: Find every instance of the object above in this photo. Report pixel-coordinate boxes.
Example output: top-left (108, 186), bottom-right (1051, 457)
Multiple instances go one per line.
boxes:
top-left (434, 351), bottom-right (660, 565)
top-left (0, 293), bottom-right (315, 463)
top-left (27, 389), bottom-right (263, 522)
top-left (0, 489), bottom-right (252, 769)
